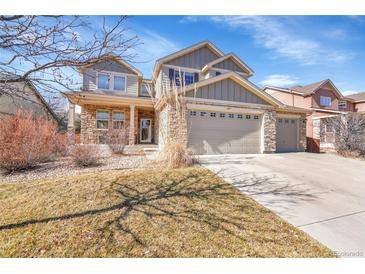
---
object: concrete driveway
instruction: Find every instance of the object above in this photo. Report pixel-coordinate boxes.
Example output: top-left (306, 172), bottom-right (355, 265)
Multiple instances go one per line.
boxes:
top-left (199, 152), bottom-right (365, 257)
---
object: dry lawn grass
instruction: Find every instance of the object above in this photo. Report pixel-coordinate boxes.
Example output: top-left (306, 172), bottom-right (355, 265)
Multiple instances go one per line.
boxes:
top-left (0, 167), bottom-right (335, 257)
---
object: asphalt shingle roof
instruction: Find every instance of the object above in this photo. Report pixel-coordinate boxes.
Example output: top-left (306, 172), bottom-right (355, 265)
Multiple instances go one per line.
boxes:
top-left (345, 92), bottom-right (365, 101)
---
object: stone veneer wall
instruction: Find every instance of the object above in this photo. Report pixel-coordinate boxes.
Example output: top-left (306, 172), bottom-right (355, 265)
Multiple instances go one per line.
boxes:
top-left (158, 104), bottom-right (188, 149)
top-left (298, 115), bottom-right (307, 151)
top-left (312, 118), bottom-right (321, 140)
top-left (263, 110), bottom-right (277, 153)
top-left (80, 104), bottom-right (138, 144)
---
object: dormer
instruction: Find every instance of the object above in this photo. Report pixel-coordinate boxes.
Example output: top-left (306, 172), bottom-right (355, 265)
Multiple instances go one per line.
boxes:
top-left (78, 54), bottom-right (143, 97)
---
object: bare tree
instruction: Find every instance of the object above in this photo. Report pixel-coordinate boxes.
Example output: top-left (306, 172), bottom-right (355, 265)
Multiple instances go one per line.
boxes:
top-left (0, 15), bottom-right (139, 99)
top-left (324, 113), bottom-right (365, 155)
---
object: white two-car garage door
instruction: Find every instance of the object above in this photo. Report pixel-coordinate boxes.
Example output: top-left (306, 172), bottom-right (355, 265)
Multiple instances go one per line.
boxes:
top-left (187, 110), bottom-right (262, 154)
top-left (276, 118), bottom-right (299, 152)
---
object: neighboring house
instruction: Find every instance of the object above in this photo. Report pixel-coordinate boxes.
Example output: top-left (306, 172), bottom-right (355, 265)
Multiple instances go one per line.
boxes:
top-left (264, 79), bottom-right (365, 149)
top-left (64, 41), bottom-right (310, 154)
top-left (0, 76), bottom-right (60, 124)
top-left (345, 92), bottom-right (365, 112)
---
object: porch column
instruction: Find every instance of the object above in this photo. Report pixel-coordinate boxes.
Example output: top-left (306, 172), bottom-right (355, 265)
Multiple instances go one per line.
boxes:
top-left (129, 104), bottom-right (136, 145)
top-left (67, 101), bottom-right (75, 145)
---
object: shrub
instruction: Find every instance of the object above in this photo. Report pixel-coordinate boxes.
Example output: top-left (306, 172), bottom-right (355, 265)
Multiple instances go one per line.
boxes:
top-left (105, 128), bottom-right (129, 154)
top-left (52, 132), bottom-right (68, 157)
top-left (71, 145), bottom-right (102, 167)
top-left (0, 111), bottom-right (62, 172)
top-left (324, 113), bottom-right (365, 156)
top-left (157, 142), bottom-right (196, 169)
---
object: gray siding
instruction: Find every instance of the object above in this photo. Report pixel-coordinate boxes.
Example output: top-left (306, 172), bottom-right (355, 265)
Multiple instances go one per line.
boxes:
top-left (213, 58), bottom-right (245, 73)
top-left (126, 75), bottom-right (138, 96)
top-left (155, 66), bottom-right (171, 98)
top-left (82, 60), bottom-right (139, 96)
top-left (167, 46), bottom-right (220, 69)
top-left (186, 78), bottom-right (269, 105)
top-left (92, 60), bottom-right (136, 74)
top-left (83, 68), bottom-right (97, 90)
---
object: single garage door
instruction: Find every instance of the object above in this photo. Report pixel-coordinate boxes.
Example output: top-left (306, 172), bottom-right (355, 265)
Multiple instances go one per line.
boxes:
top-left (187, 110), bottom-right (262, 154)
top-left (276, 118), bottom-right (298, 152)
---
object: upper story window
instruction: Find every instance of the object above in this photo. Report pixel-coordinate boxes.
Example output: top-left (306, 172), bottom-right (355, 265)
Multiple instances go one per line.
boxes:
top-left (96, 110), bottom-right (109, 129)
top-left (184, 72), bottom-right (195, 85)
top-left (114, 76), bottom-right (126, 91)
top-left (97, 72), bottom-right (126, 92)
top-left (141, 83), bottom-right (150, 96)
top-left (320, 96), bottom-right (332, 107)
top-left (97, 73), bottom-right (110, 90)
top-left (338, 100), bottom-right (347, 109)
top-left (170, 68), bottom-right (198, 86)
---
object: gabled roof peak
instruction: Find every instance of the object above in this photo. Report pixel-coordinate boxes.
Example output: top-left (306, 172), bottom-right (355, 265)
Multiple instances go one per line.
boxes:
top-left (78, 54), bottom-right (143, 77)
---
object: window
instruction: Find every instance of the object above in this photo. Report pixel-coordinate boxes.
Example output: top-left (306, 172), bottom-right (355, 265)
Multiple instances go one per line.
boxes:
top-left (185, 72), bottom-right (195, 85)
top-left (210, 112), bottom-right (216, 117)
top-left (320, 96), bottom-right (332, 107)
top-left (220, 113), bottom-right (225, 118)
top-left (291, 120), bottom-right (295, 124)
top-left (339, 100), bottom-right (347, 109)
top-left (215, 71), bottom-right (221, 76)
top-left (141, 83), bottom-right (150, 96)
top-left (228, 114), bottom-right (234, 119)
top-left (325, 124), bottom-right (333, 133)
top-left (112, 112), bottom-right (125, 129)
top-left (254, 115), bottom-right (259, 120)
top-left (190, 111), bottom-right (197, 116)
top-left (285, 119), bottom-right (289, 123)
top-left (172, 69), bottom-right (197, 86)
top-left (114, 76), bottom-right (126, 91)
top-left (96, 110), bottom-right (109, 129)
top-left (174, 70), bottom-right (182, 86)
top-left (237, 114), bottom-right (243, 119)
top-left (278, 119), bottom-right (283, 123)
top-left (200, 111), bottom-right (206, 117)
top-left (246, 115), bottom-right (251, 119)
top-left (97, 73), bottom-right (110, 89)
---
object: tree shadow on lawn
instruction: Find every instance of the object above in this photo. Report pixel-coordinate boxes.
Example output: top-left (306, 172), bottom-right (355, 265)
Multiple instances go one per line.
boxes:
top-left (0, 171), bottom-right (251, 245)
top-left (0, 169), bottom-right (317, 250)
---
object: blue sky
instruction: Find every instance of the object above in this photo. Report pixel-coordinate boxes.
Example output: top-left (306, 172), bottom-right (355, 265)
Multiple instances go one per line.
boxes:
top-left (120, 15), bottom-right (365, 95)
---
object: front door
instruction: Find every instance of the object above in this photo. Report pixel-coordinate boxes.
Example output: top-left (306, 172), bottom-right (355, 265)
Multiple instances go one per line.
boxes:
top-left (140, 118), bottom-right (152, 143)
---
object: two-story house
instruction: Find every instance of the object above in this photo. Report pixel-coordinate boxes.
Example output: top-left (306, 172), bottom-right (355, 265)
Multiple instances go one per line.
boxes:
top-left (264, 79), bottom-right (365, 149)
top-left (64, 41), bottom-right (310, 154)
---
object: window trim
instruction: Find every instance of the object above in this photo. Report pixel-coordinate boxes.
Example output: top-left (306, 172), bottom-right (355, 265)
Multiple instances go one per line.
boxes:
top-left (96, 110), bottom-right (109, 130)
top-left (96, 70), bottom-right (128, 92)
top-left (319, 96), bottom-right (332, 107)
top-left (112, 111), bottom-right (125, 130)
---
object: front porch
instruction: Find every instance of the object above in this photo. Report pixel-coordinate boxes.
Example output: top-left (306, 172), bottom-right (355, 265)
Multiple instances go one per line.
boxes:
top-left (65, 93), bottom-right (157, 146)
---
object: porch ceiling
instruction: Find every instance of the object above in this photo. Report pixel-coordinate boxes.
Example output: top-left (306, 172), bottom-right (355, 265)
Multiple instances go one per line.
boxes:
top-left (62, 92), bottom-right (154, 108)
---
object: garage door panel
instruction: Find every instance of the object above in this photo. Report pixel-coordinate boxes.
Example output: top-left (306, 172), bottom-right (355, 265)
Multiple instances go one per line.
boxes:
top-left (276, 118), bottom-right (298, 152)
top-left (187, 111), bottom-right (262, 155)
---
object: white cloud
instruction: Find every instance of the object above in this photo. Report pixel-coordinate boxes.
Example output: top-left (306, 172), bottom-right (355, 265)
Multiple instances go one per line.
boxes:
top-left (342, 90), bottom-right (360, 96)
top-left (178, 16), bottom-right (198, 24)
top-left (207, 16), bottom-right (353, 65)
top-left (259, 74), bottom-right (299, 87)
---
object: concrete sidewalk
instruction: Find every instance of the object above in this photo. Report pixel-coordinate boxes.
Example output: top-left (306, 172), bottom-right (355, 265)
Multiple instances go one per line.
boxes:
top-left (199, 152), bottom-right (365, 257)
